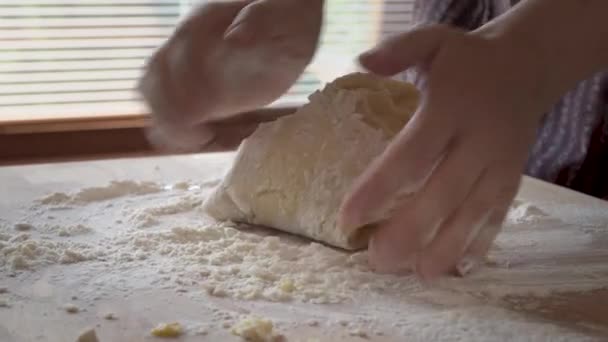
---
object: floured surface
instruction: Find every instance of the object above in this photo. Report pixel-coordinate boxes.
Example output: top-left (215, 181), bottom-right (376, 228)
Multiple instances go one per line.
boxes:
top-left (1, 154), bottom-right (608, 341)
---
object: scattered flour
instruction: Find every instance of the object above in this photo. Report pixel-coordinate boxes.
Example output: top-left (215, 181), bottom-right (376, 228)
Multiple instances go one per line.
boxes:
top-left (37, 181), bottom-right (163, 205)
top-left (507, 200), bottom-right (549, 224)
top-left (121, 224), bottom-right (421, 304)
top-left (48, 224), bottom-right (94, 237)
top-left (2, 179), bottom-right (606, 341)
top-left (0, 235), bottom-right (98, 271)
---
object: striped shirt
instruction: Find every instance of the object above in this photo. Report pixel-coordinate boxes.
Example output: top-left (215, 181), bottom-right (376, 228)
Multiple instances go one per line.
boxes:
top-left (410, 0), bottom-right (608, 199)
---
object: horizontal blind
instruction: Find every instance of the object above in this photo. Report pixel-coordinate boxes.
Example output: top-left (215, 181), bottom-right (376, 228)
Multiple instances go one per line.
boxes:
top-left (0, 0), bottom-right (414, 122)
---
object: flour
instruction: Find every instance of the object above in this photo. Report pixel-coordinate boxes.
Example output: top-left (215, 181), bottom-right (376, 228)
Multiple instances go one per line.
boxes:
top-left (2, 178), bottom-right (607, 341)
top-left (0, 236), bottom-right (98, 271)
top-left (37, 180), bottom-right (163, 205)
top-left (507, 200), bottom-right (548, 224)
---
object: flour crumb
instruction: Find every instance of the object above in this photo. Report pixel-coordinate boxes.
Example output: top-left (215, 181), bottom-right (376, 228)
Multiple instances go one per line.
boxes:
top-left (307, 319), bottom-right (319, 327)
top-left (194, 326), bottom-right (209, 336)
top-left (14, 223), bottom-right (33, 231)
top-left (63, 303), bottom-right (79, 313)
top-left (60, 249), bottom-right (89, 264)
top-left (76, 328), bottom-right (99, 342)
top-left (70, 181), bottom-right (163, 203)
top-left (337, 320), bottom-right (349, 327)
top-left (507, 201), bottom-right (547, 224)
top-left (173, 181), bottom-right (190, 190)
top-left (55, 224), bottom-right (93, 237)
top-left (0, 298), bottom-right (10, 308)
top-left (150, 322), bottom-right (183, 338)
top-left (103, 312), bottom-right (117, 320)
top-left (278, 278), bottom-right (295, 293)
top-left (231, 316), bottom-right (276, 342)
top-left (349, 328), bottom-right (368, 339)
top-left (0, 287), bottom-right (7, 294)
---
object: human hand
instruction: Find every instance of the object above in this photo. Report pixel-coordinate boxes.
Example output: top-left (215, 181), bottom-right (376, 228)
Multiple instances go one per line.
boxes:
top-left (339, 24), bottom-right (552, 280)
top-left (138, 0), bottom-right (322, 151)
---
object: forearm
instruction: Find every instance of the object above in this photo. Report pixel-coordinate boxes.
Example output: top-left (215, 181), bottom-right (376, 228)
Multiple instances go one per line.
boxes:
top-left (475, 0), bottom-right (608, 108)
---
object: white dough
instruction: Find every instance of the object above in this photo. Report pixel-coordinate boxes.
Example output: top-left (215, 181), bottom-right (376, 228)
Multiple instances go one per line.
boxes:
top-left (203, 73), bottom-right (419, 250)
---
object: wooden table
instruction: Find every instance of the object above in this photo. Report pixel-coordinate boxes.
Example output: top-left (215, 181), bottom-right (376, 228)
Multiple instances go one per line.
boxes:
top-left (0, 154), bottom-right (607, 342)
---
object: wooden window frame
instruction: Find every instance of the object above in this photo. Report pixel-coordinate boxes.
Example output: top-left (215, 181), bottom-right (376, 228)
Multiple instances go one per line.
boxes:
top-left (0, 106), bottom-right (299, 166)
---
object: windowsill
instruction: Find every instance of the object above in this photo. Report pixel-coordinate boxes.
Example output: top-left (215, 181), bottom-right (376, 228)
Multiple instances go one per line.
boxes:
top-left (0, 104), bottom-right (301, 165)
top-left (0, 113), bottom-right (150, 135)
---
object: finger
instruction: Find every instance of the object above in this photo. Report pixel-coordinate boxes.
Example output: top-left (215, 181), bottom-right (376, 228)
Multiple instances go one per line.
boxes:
top-left (458, 176), bottom-right (520, 275)
top-left (369, 140), bottom-right (486, 272)
top-left (338, 107), bottom-right (454, 232)
top-left (138, 45), bottom-right (187, 128)
top-left (416, 166), bottom-right (521, 281)
top-left (454, 204), bottom-right (510, 277)
top-left (358, 24), bottom-right (456, 76)
top-left (224, 1), bottom-right (274, 45)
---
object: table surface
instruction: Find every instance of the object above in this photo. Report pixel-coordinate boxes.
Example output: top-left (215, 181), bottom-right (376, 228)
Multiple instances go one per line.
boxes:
top-left (1, 153), bottom-right (607, 342)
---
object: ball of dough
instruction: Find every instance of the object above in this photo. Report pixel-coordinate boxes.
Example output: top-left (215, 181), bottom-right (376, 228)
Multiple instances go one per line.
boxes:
top-left (203, 72), bottom-right (420, 250)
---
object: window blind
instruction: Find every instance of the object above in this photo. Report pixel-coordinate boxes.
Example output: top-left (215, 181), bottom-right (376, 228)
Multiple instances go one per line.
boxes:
top-left (0, 0), bottom-right (414, 122)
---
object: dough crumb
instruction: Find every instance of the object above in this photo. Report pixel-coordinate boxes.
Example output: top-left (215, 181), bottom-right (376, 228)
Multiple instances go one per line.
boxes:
top-left (0, 287), bottom-right (8, 294)
top-left (151, 322), bottom-right (183, 338)
top-left (76, 328), bottom-right (99, 342)
top-left (231, 316), bottom-right (276, 341)
top-left (0, 298), bottom-right (10, 308)
top-left (278, 278), bottom-right (295, 293)
top-left (63, 303), bottom-right (80, 313)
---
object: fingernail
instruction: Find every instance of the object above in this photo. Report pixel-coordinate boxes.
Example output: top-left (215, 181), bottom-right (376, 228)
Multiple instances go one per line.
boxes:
top-left (358, 48), bottom-right (384, 68)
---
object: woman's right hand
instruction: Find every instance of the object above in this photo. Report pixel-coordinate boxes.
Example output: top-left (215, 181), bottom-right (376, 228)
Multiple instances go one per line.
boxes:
top-left (138, 0), bottom-right (322, 152)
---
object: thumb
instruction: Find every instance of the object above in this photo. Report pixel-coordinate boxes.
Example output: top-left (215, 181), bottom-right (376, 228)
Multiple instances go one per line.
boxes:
top-left (358, 24), bottom-right (455, 76)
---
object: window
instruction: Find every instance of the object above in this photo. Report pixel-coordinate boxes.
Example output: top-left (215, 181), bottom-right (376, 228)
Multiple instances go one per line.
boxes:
top-left (1, 0), bottom-right (413, 122)
top-left (0, 0), bottom-right (413, 163)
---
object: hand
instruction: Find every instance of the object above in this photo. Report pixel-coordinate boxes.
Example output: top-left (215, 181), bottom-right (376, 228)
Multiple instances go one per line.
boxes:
top-left (339, 24), bottom-right (551, 280)
top-left (138, 0), bottom-right (322, 151)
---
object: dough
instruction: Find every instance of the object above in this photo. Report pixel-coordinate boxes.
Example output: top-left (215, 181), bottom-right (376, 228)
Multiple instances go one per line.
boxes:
top-left (203, 73), bottom-right (419, 250)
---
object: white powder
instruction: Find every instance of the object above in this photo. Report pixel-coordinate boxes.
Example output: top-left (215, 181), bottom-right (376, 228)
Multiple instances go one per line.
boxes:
top-left (507, 200), bottom-right (548, 224)
top-left (37, 180), bottom-right (163, 205)
top-left (2, 179), bottom-right (606, 341)
top-left (0, 234), bottom-right (98, 271)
